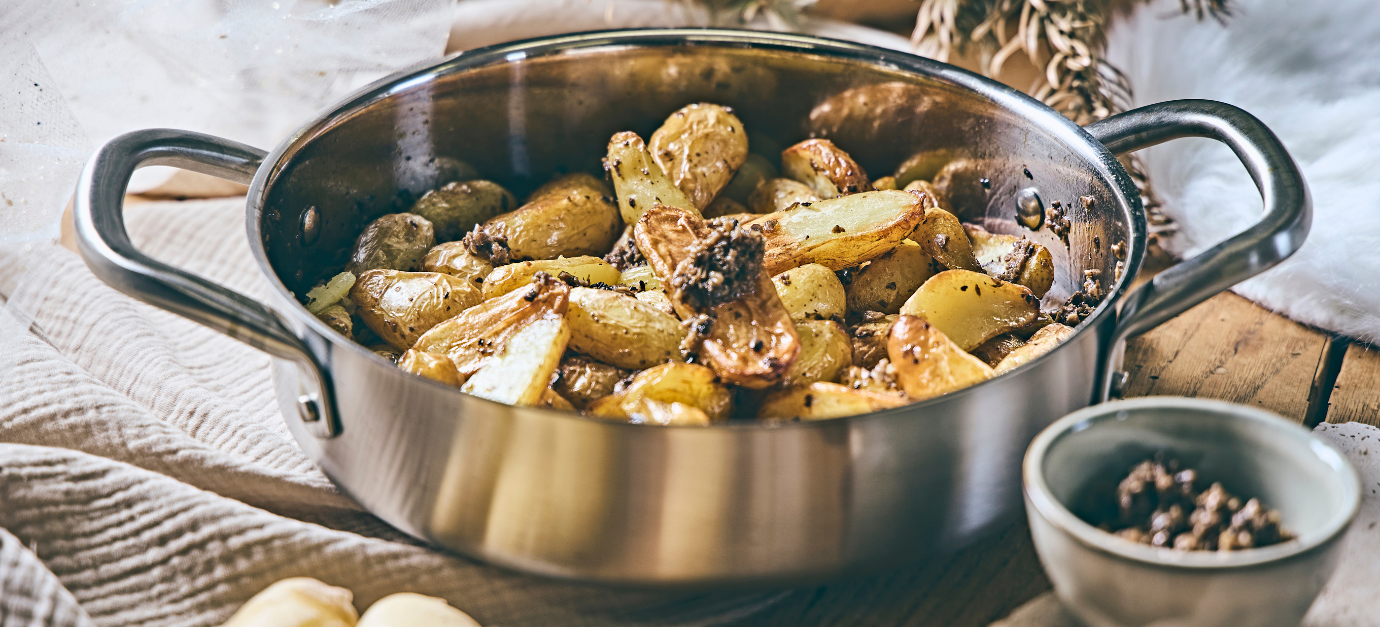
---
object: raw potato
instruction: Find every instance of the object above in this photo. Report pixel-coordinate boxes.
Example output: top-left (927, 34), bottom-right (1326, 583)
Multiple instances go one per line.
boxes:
top-left (703, 196), bottom-right (750, 219)
top-left (893, 148), bottom-right (957, 188)
top-left (221, 577), bottom-right (357, 627)
top-left (850, 314), bottom-right (898, 368)
top-left (908, 187), bottom-right (981, 271)
top-left (721, 153), bottom-right (779, 203)
top-left (586, 362), bottom-right (733, 423)
top-left (899, 269), bottom-right (1040, 351)
top-left (994, 323), bottom-right (1076, 374)
top-left (359, 592), bottom-right (481, 627)
top-left (964, 225), bottom-right (1055, 297)
top-left (781, 138), bottom-right (870, 198)
top-left (566, 287), bottom-right (685, 370)
top-left (350, 270), bottom-right (482, 350)
top-left (480, 173), bottom-right (621, 261)
top-left (422, 242), bottom-right (494, 288)
top-left (785, 320), bottom-right (852, 386)
top-left (649, 103), bottom-right (749, 210)
top-left (315, 304), bottom-right (352, 337)
top-left (606, 131), bottom-right (697, 224)
top-left (304, 271), bottom-right (356, 314)
top-left (553, 355), bottom-right (628, 409)
top-left (747, 178), bottom-right (819, 214)
top-left (398, 350), bottom-right (467, 387)
top-left (412, 273), bottom-right (569, 376)
top-left (772, 263), bottom-right (846, 321)
top-left (347, 213), bottom-right (436, 274)
top-left (748, 189), bottom-right (928, 275)
top-left (758, 382), bottom-right (907, 420)
top-left (483, 257), bottom-right (621, 300)
top-left (887, 314), bottom-right (994, 401)
top-left (618, 264), bottom-right (661, 291)
top-left (845, 240), bottom-right (939, 314)
top-left (410, 180), bottom-right (516, 242)
top-left (462, 317), bottom-right (570, 406)
top-left (971, 333), bottom-right (1026, 368)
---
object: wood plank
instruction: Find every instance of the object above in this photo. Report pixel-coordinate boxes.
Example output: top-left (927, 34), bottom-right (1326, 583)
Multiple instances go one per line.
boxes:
top-left (1121, 291), bottom-right (1328, 423)
top-left (1326, 342), bottom-right (1380, 427)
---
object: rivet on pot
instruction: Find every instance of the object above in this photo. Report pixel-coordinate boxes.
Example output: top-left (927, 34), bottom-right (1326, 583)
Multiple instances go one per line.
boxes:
top-left (300, 206), bottom-right (321, 246)
top-left (1016, 187), bottom-right (1044, 230)
top-left (297, 395), bottom-right (321, 423)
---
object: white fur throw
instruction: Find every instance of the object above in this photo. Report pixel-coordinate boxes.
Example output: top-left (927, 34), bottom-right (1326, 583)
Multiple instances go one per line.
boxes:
top-left (1107, 0), bottom-right (1380, 341)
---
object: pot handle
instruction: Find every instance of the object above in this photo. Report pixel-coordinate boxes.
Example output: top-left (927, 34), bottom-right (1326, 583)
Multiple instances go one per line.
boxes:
top-left (1085, 100), bottom-right (1311, 402)
top-left (74, 129), bottom-right (339, 438)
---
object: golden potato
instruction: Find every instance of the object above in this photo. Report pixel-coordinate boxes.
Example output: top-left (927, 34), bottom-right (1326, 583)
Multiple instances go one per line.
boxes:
top-left (221, 578), bottom-right (357, 627)
top-left (589, 396), bottom-right (712, 427)
top-left (844, 240), bottom-right (939, 314)
top-left (785, 320), bottom-right (852, 386)
top-left (553, 355), bottom-right (628, 410)
top-left (537, 388), bottom-right (576, 411)
top-left (346, 213), bottom-right (436, 274)
top-left (758, 382), bottom-right (907, 420)
top-left (350, 270), bottom-right (482, 350)
top-left (932, 158), bottom-right (992, 216)
top-left (994, 323), bottom-right (1076, 374)
top-left (720, 153), bottom-right (778, 203)
top-left (422, 242), bottom-right (493, 289)
top-left (887, 315), bottom-right (993, 401)
top-left (872, 175), bottom-right (898, 191)
top-left (703, 196), bottom-right (751, 219)
top-left (586, 362), bottom-right (733, 423)
top-left (850, 314), bottom-right (898, 368)
top-left (649, 103), bottom-right (749, 210)
top-left (370, 344), bottom-right (402, 363)
top-left (634, 289), bottom-right (675, 315)
top-left (618, 264), bottom-right (661, 291)
top-left (606, 131), bottom-right (697, 224)
top-left (748, 189), bottom-right (928, 275)
top-left (462, 317), bottom-right (569, 407)
top-left (412, 272), bottom-right (569, 376)
top-left (479, 173), bottom-right (621, 261)
top-left (903, 179), bottom-right (955, 212)
top-left (781, 138), bottom-right (870, 198)
top-left (315, 304), bottom-right (352, 337)
top-left (747, 177), bottom-right (819, 214)
top-left (409, 179), bottom-right (516, 242)
top-left (899, 269), bottom-right (1040, 352)
top-left (358, 592), bottom-right (481, 627)
top-left (908, 189), bottom-right (981, 272)
top-left (397, 350), bottom-right (466, 387)
top-left (964, 224), bottom-right (1055, 297)
top-left (483, 257), bottom-right (622, 300)
top-left (566, 286), bottom-right (685, 370)
top-left (772, 263), bottom-right (846, 321)
top-left (304, 271), bottom-right (356, 314)
top-left (970, 333), bottom-right (1026, 368)
top-left (893, 148), bottom-right (957, 189)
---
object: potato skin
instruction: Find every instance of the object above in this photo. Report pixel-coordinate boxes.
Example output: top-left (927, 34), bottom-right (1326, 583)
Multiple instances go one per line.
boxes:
top-left (994, 323), bottom-right (1075, 374)
top-left (412, 273), bottom-right (570, 376)
top-left (315, 304), bottom-right (353, 337)
top-left (649, 103), bottom-right (749, 210)
top-left (964, 224), bottom-right (1055, 297)
top-left (749, 189), bottom-right (927, 275)
top-left (850, 314), bottom-right (898, 368)
top-left (350, 270), bottom-right (482, 350)
top-left (347, 213), bottom-right (436, 274)
top-left (397, 350), bottom-right (466, 387)
top-left (422, 241), bottom-right (493, 287)
top-left (482, 257), bottom-right (622, 300)
top-left (785, 320), bottom-right (853, 386)
top-left (553, 355), bottom-right (628, 410)
top-left (907, 184), bottom-right (980, 272)
top-left (410, 180), bottom-right (516, 242)
top-left (781, 138), bottom-right (870, 199)
top-left (758, 382), bottom-right (906, 420)
top-left (481, 173), bottom-right (621, 260)
top-left (586, 362), bottom-right (733, 423)
top-left (971, 333), bottom-right (1026, 368)
top-left (566, 287), bottom-right (685, 370)
top-left (747, 178), bottom-right (819, 214)
top-left (845, 240), bottom-right (939, 314)
top-left (606, 131), bottom-right (697, 224)
top-left (772, 263), bottom-right (847, 321)
top-left (887, 314), bottom-right (993, 401)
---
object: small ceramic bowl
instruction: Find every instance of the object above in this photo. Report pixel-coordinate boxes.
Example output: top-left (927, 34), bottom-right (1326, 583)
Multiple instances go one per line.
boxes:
top-left (1024, 397), bottom-right (1359, 627)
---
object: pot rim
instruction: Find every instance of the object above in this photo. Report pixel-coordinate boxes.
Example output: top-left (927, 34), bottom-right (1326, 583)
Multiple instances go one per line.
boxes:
top-left (244, 28), bottom-right (1148, 429)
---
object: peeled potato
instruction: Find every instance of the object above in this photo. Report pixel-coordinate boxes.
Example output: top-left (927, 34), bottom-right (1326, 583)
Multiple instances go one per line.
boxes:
top-left (350, 270), bottom-right (482, 350)
top-left (772, 263), bottom-right (846, 321)
top-left (221, 577), bottom-right (357, 627)
top-left (844, 240), bottom-right (939, 314)
top-left (606, 131), bottom-right (697, 224)
top-left (964, 224), bottom-right (1055, 297)
top-left (887, 314), bottom-right (994, 401)
top-left (758, 382), bottom-right (907, 420)
top-left (412, 273), bottom-right (569, 376)
top-left (358, 592), bottom-right (481, 627)
top-left (566, 287), bottom-right (685, 370)
top-left (899, 269), bottom-right (1040, 351)
top-left (587, 362), bottom-right (733, 424)
top-left (748, 189), bottom-right (928, 275)
top-left (462, 317), bottom-right (570, 407)
top-left (482, 257), bottom-right (621, 300)
top-left (780, 138), bottom-right (870, 198)
top-left (785, 320), bottom-right (853, 386)
top-left (649, 103), bottom-right (749, 210)
top-left (994, 323), bottom-right (1076, 374)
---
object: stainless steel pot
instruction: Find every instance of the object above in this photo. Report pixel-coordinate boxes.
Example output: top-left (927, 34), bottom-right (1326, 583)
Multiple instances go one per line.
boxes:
top-left (74, 29), bottom-right (1309, 587)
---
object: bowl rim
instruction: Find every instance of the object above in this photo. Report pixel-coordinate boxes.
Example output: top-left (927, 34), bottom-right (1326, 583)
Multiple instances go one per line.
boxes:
top-left (1023, 396), bottom-right (1361, 569)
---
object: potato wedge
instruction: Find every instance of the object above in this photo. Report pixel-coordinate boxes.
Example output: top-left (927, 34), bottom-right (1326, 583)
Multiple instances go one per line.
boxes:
top-left (315, 304), bottom-right (353, 337)
top-left (397, 350), bottom-right (467, 387)
top-left (421, 242), bottom-right (493, 289)
top-left (964, 224), bottom-right (1055, 297)
top-left (850, 314), bottom-right (898, 369)
top-left (649, 103), bottom-right (749, 210)
top-left (346, 213), bottom-right (436, 274)
top-left (566, 287), bottom-right (685, 370)
top-left (758, 382), bottom-right (907, 420)
top-left (994, 323), bottom-right (1076, 374)
top-left (908, 188), bottom-right (980, 272)
top-left (887, 315), bottom-right (994, 401)
top-left (553, 355), bottom-right (628, 410)
top-left (747, 178), bottom-right (819, 214)
top-left (462, 317), bottom-right (569, 407)
top-left (618, 264), bottom-right (661, 291)
top-left (412, 272), bottom-right (569, 376)
top-left (479, 173), bottom-right (621, 261)
top-left (350, 270), bottom-right (482, 350)
top-left (721, 153), bottom-right (779, 203)
top-left (899, 269), bottom-right (1040, 351)
top-left (634, 289), bottom-right (675, 315)
top-left (703, 196), bottom-right (750, 219)
top-left (483, 257), bottom-right (621, 300)
top-left (844, 240), bottom-right (939, 314)
top-left (589, 396), bottom-right (712, 427)
top-left (781, 138), bottom-right (870, 198)
top-left (409, 180), bottom-right (516, 242)
top-left (747, 189), bottom-right (927, 275)
top-left (772, 263), bottom-right (846, 321)
top-left (586, 362), bottom-right (733, 423)
top-left (893, 148), bottom-right (957, 189)
top-left (606, 131), bottom-right (697, 224)
top-left (970, 333), bottom-right (1026, 368)
top-left (785, 320), bottom-right (852, 386)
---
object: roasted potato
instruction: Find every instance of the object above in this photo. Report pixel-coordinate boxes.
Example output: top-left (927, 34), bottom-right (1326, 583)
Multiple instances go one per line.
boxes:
top-left (409, 179), bottom-right (516, 242)
top-left (747, 177), bottom-right (819, 214)
top-left (304, 271), bottom-right (356, 313)
top-left (785, 320), bottom-right (852, 386)
top-left (850, 314), bottom-right (898, 368)
top-left (932, 158), bottom-right (992, 216)
top-left (872, 175), bottom-right (898, 191)
top-left (893, 148), bottom-right (957, 189)
top-left (844, 240), bottom-right (939, 314)
top-left (462, 317), bottom-right (570, 407)
top-left (748, 189), bottom-right (928, 275)
top-left (479, 173), bottom-right (621, 261)
top-left (350, 270), bottom-right (482, 350)
top-left (994, 323), bottom-right (1075, 374)
top-left (412, 272), bottom-right (569, 376)
top-left (357, 592), bottom-right (481, 627)
top-left (907, 187), bottom-right (981, 272)
top-left (634, 289), bottom-right (675, 315)
top-left (703, 196), bottom-right (751, 219)
top-left (422, 242), bottom-right (494, 288)
top-left (899, 269), bottom-right (1040, 351)
top-left (346, 213), bottom-right (436, 274)
top-left (370, 344), bottom-right (402, 363)
top-left (903, 179), bottom-right (955, 212)
top-left (315, 304), bottom-right (353, 337)
top-left (483, 257), bottom-right (622, 300)
top-left (971, 333), bottom-right (1026, 368)
top-left (553, 355), bottom-right (628, 409)
top-left (566, 286), bottom-right (685, 370)
top-left (887, 314), bottom-right (994, 401)
top-left (758, 382), bottom-right (907, 420)
top-left (772, 263), bottom-right (847, 321)
top-left (649, 103), bottom-right (749, 210)
top-left (964, 224), bottom-right (1055, 297)
top-left (591, 396), bottom-right (712, 427)
top-left (781, 138), bottom-right (870, 198)
top-left (618, 264), bottom-right (661, 291)
top-left (721, 153), bottom-right (779, 203)
top-left (587, 362), bottom-right (733, 424)
top-left (397, 350), bottom-right (466, 387)
top-left (606, 131), bottom-right (697, 223)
